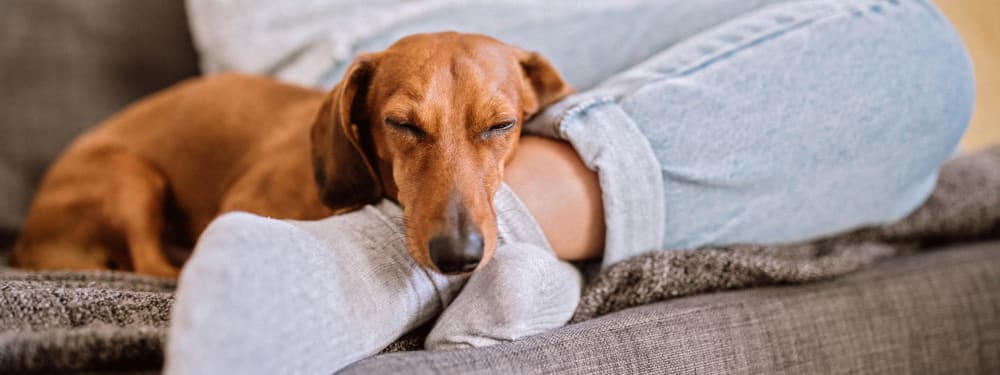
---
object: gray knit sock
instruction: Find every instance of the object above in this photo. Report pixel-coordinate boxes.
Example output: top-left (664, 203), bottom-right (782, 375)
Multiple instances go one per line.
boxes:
top-left (425, 242), bottom-right (582, 350)
top-left (165, 203), bottom-right (463, 375)
top-left (166, 186), bottom-right (575, 373)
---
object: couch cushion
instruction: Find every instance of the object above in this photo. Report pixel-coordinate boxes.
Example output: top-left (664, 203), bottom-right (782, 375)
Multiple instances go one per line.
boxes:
top-left (0, 0), bottom-right (199, 240)
top-left (340, 240), bottom-right (1000, 374)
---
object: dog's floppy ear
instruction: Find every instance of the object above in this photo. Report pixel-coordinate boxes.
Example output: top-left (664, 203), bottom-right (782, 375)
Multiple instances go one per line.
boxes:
top-left (517, 50), bottom-right (574, 117)
top-left (310, 54), bottom-right (383, 211)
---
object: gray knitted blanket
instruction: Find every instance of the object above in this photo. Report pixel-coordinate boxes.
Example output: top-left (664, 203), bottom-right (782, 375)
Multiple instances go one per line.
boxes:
top-left (2, 146), bottom-right (998, 373)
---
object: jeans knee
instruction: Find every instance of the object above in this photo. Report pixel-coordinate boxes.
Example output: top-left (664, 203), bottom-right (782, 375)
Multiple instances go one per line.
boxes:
top-left (829, 0), bottom-right (974, 156)
top-left (867, 0), bottom-right (972, 121)
top-left (900, 1), bottom-right (975, 137)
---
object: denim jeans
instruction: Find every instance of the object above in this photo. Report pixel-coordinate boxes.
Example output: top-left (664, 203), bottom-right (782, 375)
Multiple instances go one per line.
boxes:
top-left (191, 0), bottom-right (973, 258)
top-left (290, 0), bottom-right (973, 263)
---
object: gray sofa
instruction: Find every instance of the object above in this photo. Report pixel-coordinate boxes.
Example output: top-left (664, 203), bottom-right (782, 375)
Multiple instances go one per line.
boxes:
top-left (2, 2), bottom-right (998, 374)
top-left (343, 242), bottom-right (1000, 374)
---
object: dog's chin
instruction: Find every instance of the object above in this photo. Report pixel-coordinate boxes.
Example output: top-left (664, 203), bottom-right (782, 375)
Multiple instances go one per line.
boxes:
top-left (417, 256), bottom-right (480, 276)
top-left (407, 246), bottom-right (487, 276)
top-left (433, 263), bottom-right (486, 276)
top-left (439, 269), bottom-right (476, 276)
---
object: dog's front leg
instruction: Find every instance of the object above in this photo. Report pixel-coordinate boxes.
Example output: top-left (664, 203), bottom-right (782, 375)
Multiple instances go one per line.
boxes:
top-left (110, 153), bottom-right (180, 278)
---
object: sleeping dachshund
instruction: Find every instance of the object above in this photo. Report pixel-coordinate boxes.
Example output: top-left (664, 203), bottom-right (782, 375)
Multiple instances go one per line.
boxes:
top-left (12, 32), bottom-right (572, 277)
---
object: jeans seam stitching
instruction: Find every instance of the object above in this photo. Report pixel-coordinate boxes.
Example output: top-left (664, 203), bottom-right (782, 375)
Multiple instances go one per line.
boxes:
top-left (615, 1), bottom-right (861, 101)
top-left (550, 97), bottom-right (616, 137)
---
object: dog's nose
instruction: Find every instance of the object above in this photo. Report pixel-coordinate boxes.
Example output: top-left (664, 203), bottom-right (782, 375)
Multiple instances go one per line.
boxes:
top-left (428, 231), bottom-right (484, 274)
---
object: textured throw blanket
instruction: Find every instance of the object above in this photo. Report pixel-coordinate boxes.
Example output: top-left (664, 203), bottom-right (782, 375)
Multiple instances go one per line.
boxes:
top-left (2, 146), bottom-right (999, 373)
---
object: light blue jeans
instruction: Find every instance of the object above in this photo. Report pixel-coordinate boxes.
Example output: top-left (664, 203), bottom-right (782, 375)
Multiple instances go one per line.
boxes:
top-left (315, 0), bottom-right (973, 256)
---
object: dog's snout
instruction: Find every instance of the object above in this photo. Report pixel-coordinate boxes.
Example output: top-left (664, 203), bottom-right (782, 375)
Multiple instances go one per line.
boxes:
top-left (428, 231), bottom-right (484, 274)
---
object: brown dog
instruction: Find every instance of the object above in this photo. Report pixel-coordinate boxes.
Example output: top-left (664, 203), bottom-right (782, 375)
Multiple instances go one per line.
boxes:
top-left (12, 32), bottom-right (571, 277)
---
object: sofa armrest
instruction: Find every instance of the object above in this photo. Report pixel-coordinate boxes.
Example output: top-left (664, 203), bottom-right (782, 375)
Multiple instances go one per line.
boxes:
top-left (0, 0), bottom-right (199, 236)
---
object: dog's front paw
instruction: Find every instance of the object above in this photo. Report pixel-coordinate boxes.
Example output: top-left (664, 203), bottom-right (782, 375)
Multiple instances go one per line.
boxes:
top-left (134, 262), bottom-right (181, 278)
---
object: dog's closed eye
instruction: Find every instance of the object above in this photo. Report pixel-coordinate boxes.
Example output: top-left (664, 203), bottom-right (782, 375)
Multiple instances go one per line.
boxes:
top-left (385, 117), bottom-right (427, 140)
top-left (480, 119), bottom-right (516, 140)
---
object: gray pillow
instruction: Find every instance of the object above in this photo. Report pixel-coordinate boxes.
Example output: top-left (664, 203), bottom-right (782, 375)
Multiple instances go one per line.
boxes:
top-left (0, 0), bottom-right (199, 242)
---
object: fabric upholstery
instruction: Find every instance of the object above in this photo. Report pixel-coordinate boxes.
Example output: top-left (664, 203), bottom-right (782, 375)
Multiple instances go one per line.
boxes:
top-left (0, 0), bottom-right (199, 236)
top-left (340, 240), bottom-right (1000, 374)
top-left (4, 241), bottom-right (998, 373)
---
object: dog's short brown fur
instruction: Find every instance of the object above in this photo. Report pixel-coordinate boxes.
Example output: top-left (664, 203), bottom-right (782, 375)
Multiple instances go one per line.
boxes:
top-left (12, 32), bottom-right (571, 277)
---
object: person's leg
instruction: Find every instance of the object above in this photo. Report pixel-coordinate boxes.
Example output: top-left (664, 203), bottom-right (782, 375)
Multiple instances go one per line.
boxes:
top-left (425, 242), bottom-right (582, 350)
top-left (528, 0), bottom-right (974, 265)
top-left (166, 188), bottom-right (582, 372)
top-left (422, 185), bottom-right (583, 350)
top-left (165, 204), bottom-right (465, 374)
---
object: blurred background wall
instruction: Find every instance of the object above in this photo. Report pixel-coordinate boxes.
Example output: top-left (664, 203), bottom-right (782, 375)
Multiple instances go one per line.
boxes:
top-left (938, 0), bottom-right (1000, 150)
